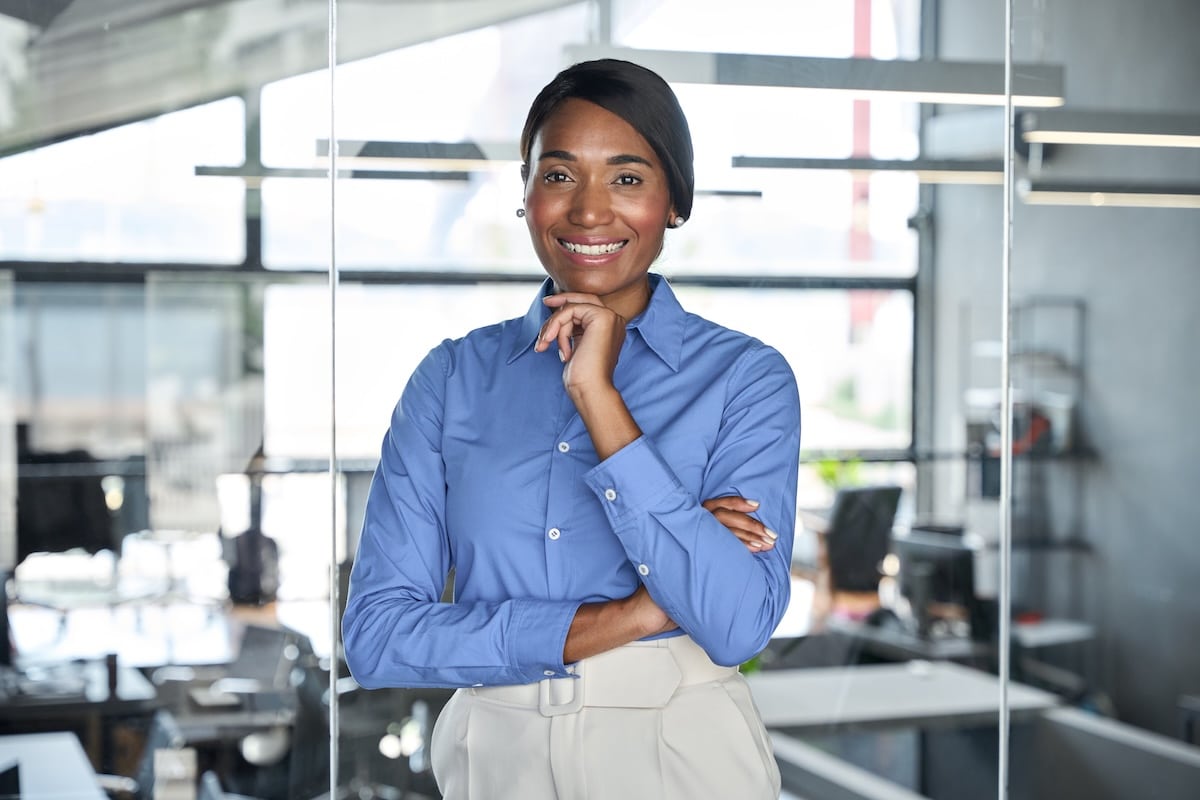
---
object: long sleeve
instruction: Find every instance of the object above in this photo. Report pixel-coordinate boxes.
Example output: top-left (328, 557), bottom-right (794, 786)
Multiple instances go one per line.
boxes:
top-left (344, 276), bottom-right (802, 687)
top-left (342, 344), bottom-right (582, 689)
top-left (583, 343), bottom-right (801, 667)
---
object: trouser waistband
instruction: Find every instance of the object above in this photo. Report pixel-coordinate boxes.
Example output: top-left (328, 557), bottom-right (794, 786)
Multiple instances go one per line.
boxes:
top-left (470, 635), bottom-right (735, 716)
top-left (465, 633), bottom-right (729, 714)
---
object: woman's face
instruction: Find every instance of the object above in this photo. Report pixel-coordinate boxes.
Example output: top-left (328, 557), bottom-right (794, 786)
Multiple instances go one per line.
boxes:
top-left (523, 98), bottom-right (675, 319)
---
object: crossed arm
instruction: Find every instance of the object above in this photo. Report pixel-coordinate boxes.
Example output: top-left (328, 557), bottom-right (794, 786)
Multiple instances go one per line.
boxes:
top-left (536, 291), bottom-right (789, 664)
top-left (343, 289), bottom-right (796, 687)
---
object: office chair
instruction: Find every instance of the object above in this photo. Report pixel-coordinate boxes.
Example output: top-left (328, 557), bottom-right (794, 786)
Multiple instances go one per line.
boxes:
top-left (823, 485), bottom-right (903, 595)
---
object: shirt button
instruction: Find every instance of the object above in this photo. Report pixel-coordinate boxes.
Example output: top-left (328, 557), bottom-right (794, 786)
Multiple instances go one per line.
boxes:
top-left (543, 670), bottom-right (556, 677)
top-left (637, 564), bottom-right (650, 576)
top-left (557, 441), bottom-right (570, 453)
top-left (604, 488), bottom-right (617, 502)
top-left (548, 528), bottom-right (561, 540)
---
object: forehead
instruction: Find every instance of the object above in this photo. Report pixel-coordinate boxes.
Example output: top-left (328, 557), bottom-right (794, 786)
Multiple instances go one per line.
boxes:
top-left (533, 98), bottom-right (659, 162)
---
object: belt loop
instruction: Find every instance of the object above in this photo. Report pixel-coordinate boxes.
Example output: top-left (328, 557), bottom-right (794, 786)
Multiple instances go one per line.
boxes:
top-left (539, 663), bottom-right (585, 717)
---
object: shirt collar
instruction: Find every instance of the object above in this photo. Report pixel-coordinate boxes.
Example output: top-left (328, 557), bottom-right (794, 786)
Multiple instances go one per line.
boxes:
top-left (506, 274), bottom-right (685, 372)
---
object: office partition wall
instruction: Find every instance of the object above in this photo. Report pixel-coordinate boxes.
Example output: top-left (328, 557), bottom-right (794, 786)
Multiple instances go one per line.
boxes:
top-left (3, 0), bottom-right (1197, 797)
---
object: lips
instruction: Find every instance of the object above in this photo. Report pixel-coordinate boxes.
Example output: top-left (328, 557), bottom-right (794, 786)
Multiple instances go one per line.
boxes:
top-left (558, 239), bottom-right (627, 256)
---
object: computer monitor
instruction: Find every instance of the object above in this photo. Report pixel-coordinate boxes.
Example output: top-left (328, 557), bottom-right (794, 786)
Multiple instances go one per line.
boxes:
top-left (892, 527), bottom-right (980, 637)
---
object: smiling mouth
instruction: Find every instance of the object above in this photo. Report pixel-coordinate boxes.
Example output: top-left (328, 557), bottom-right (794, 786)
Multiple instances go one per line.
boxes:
top-left (559, 239), bottom-right (627, 256)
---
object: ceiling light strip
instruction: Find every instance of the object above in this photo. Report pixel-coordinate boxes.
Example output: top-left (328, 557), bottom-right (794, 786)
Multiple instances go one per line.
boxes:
top-left (565, 45), bottom-right (1064, 107)
top-left (1019, 180), bottom-right (1200, 208)
top-left (1021, 110), bottom-right (1200, 148)
top-left (732, 156), bottom-right (1004, 184)
top-left (194, 165), bottom-right (471, 182)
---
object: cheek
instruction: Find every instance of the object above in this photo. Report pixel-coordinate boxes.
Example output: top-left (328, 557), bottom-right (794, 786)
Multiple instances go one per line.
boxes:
top-left (615, 190), bottom-right (671, 231)
top-left (627, 203), bottom-right (670, 242)
top-left (523, 191), bottom-right (558, 233)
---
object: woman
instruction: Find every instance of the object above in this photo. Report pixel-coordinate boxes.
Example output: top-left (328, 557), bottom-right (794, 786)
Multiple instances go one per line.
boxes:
top-left (342, 58), bottom-right (801, 799)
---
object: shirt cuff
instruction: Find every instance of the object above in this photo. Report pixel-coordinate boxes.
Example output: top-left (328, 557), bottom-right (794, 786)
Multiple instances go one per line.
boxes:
top-left (507, 598), bottom-right (581, 680)
top-left (583, 435), bottom-right (681, 525)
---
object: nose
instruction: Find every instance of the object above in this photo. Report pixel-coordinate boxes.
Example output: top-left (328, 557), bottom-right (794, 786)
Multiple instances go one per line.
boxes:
top-left (567, 179), bottom-right (613, 228)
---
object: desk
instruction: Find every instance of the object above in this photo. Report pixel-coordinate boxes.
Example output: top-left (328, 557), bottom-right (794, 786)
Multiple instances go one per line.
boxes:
top-left (0, 661), bottom-right (157, 773)
top-left (749, 662), bottom-right (1061, 798)
top-left (746, 660), bottom-right (1060, 732)
top-left (824, 615), bottom-right (992, 663)
top-left (0, 732), bottom-right (105, 799)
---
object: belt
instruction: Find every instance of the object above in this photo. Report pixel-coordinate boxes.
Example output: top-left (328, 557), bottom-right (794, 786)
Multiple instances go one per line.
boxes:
top-left (470, 635), bottom-right (736, 717)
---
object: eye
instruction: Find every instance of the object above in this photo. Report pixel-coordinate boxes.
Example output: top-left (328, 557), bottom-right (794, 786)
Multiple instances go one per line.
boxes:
top-left (614, 174), bottom-right (642, 186)
top-left (542, 170), bottom-right (572, 184)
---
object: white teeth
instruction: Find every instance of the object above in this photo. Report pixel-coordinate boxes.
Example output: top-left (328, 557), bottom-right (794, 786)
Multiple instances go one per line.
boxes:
top-left (561, 240), bottom-right (625, 256)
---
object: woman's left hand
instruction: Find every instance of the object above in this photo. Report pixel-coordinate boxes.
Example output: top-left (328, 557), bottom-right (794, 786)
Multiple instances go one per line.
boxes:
top-left (535, 293), bottom-right (627, 396)
top-left (702, 496), bottom-right (779, 553)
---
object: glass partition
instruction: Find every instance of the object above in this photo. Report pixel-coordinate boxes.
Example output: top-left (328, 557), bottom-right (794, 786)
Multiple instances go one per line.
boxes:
top-left (1003, 1), bottom-right (1200, 798)
top-left (325, 2), bottom-right (986, 799)
top-left (0, 0), bottom-right (336, 787)
top-left (0, 272), bottom-right (14, 590)
top-left (14, 0), bottom-right (1197, 797)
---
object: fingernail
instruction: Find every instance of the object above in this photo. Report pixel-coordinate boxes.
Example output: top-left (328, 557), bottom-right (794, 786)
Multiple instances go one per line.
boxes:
top-left (558, 349), bottom-right (566, 362)
top-left (764, 528), bottom-right (778, 540)
top-left (746, 499), bottom-right (760, 508)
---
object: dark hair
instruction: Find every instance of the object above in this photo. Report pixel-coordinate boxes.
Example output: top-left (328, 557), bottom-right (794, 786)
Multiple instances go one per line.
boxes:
top-left (520, 59), bottom-right (695, 222)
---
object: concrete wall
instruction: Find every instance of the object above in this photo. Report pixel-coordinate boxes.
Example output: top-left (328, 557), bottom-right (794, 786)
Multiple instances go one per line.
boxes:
top-left (928, 0), bottom-right (1200, 737)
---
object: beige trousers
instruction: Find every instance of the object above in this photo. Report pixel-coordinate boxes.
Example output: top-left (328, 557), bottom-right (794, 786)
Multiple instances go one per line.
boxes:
top-left (430, 636), bottom-right (781, 800)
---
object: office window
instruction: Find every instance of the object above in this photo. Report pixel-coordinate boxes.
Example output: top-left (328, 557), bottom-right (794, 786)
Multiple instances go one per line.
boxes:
top-left (260, 0), bottom-right (921, 278)
top-left (673, 286), bottom-right (913, 450)
top-left (0, 98), bottom-right (246, 264)
top-left (263, 282), bottom-right (537, 460)
top-left (10, 284), bottom-right (147, 458)
top-left (145, 276), bottom-right (263, 533)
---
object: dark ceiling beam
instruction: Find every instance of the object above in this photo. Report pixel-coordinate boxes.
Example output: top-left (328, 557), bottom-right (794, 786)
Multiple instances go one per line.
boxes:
top-left (0, 0), bottom-right (74, 28)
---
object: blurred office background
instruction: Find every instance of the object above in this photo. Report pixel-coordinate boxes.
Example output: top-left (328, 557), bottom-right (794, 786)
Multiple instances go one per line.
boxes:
top-left (0, 1), bottom-right (1197, 798)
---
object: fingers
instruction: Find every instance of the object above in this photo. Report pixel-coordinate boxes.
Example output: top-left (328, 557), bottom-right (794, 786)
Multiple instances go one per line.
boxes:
top-left (534, 296), bottom-right (627, 392)
top-left (544, 292), bottom-right (603, 307)
top-left (702, 496), bottom-right (779, 553)
top-left (702, 495), bottom-right (762, 514)
top-left (535, 295), bottom-right (607, 359)
top-left (710, 508), bottom-right (778, 552)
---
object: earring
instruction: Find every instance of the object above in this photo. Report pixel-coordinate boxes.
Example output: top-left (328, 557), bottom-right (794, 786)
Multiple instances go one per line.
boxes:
top-left (516, 208), bottom-right (526, 218)
top-left (672, 215), bottom-right (685, 228)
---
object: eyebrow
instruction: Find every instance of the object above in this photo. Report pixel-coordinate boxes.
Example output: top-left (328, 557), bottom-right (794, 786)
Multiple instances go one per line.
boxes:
top-left (538, 150), bottom-right (655, 168)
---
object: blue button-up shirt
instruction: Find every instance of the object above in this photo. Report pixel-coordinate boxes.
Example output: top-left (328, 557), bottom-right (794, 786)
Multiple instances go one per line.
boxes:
top-left (343, 275), bottom-right (800, 689)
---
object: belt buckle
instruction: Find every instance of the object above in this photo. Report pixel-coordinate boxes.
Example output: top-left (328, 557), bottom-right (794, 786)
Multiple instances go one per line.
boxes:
top-left (538, 665), bottom-right (584, 717)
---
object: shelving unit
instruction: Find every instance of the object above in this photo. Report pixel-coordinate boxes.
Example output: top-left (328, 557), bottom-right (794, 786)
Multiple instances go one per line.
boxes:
top-left (960, 297), bottom-right (1091, 615)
